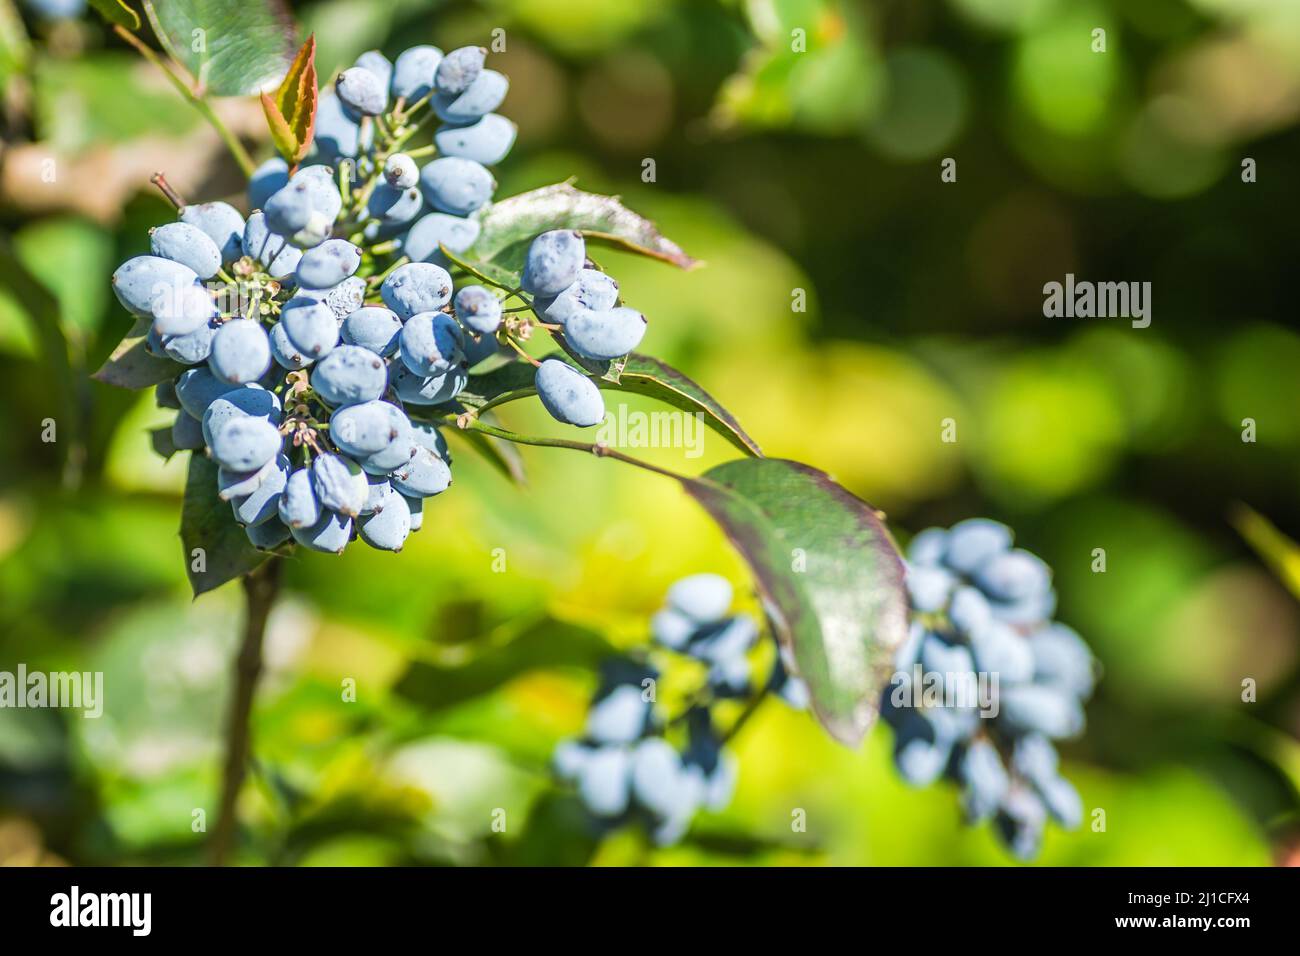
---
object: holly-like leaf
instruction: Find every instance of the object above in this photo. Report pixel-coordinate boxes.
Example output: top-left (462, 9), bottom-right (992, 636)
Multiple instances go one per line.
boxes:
top-left (471, 182), bottom-right (699, 271)
top-left (678, 458), bottom-right (908, 746)
top-left (92, 317), bottom-right (184, 389)
top-left (150, 425), bottom-right (179, 460)
top-left (181, 453), bottom-right (267, 597)
top-left (261, 33), bottom-right (316, 166)
top-left (142, 0), bottom-right (295, 97)
top-left (444, 353), bottom-right (761, 458)
top-left (89, 0), bottom-right (141, 30)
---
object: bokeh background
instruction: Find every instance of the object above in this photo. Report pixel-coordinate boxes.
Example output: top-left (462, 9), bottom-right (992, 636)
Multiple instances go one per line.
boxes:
top-left (2, 0), bottom-right (1299, 866)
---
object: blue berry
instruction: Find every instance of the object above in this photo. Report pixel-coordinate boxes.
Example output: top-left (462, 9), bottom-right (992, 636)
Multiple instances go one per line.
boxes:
top-left (296, 239), bottom-right (362, 290)
top-left (208, 416), bottom-right (282, 472)
top-left (231, 454), bottom-right (289, 526)
top-left (944, 518), bottom-right (1012, 575)
top-left (538, 269), bottom-right (619, 325)
top-left (314, 90), bottom-right (372, 160)
top-left (434, 46), bottom-right (485, 96)
top-left (209, 319), bottom-right (272, 385)
top-left (278, 467), bottom-right (321, 529)
top-left (291, 510), bottom-right (353, 554)
top-left (667, 573), bottom-right (733, 623)
top-left (454, 285), bottom-right (502, 335)
top-left (399, 311), bottom-right (465, 376)
top-left (179, 202), bottom-right (245, 265)
top-left (563, 306), bottom-right (646, 361)
top-left (341, 306), bottom-right (402, 356)
top-left (418, 157), bottom-right (495, 216)
top-left (998, 684), bottom-right (1085, 739)
top-left (434, 114), bottom-right (517, 166)
top-left (112, 256), bottom-right (200, 317)
top-left (175, 366), bottom-right (234, 418)
top-left (310, 453), bottom-right (368, 517)
top-left (161, 321), bottom-right (218, 365)
top-left (391, 363), bottom-right (467, 405)
top-left (577, 746), bottom-right (632, 818)
top-left (391, 45), bottom-right (443, 102)
top-left (585, 685), bottom-right (652, 745)
top-left (389, 445), bottom-right (451, 498)
top-left (248, 157), bottom-right (290, 210)
top-left (383, 154), bottom-right (420, 189)
top-left (150, 283), bottom-right (217, 337)
top-left (521, 230), bottom-right (585, 296)
top-left (150, 222), bottom-right (222, 279)
top-left (242, 212), bottom-right (302, 280)
top-left (336, 67), bottom-right (387, 116)
top-left (246, 517), bottom-right (290, 551)
top-left (380, 262), bottom-right (453, 318)
top-left (310, 345), bottom-right (388, 407)
top-left (434, 70), bottom-right (508, 123)
top-left (358, 489), bottom-right (411, 551)
top-left (269, 320), bottom-right (313, 370)
top-left (201, 384), bottom-right (282, 447)
top-left (534, 358), bottom-right (604, 427)
top-left (402, 212), bottom-right (481, 264)
top-left (331, 400), bottom-right (404, 457)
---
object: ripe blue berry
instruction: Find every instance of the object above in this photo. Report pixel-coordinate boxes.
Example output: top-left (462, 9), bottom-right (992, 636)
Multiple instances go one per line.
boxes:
top-left (562, 306), bottom-right (646, 361)
top-left (209, 319), bottom-right (272, 385)
top-left (150, 222), bottom-right (222, 279)
top-left (434, 114), bottom-right (517, 166)
top-left (534, 358), bottom-right (604, 427)
top-left (310, 345), bottom-right (388, 407)
top-left (521, 230), bottom-right (585, 296)
top-left (380, 262), bottom-right (453, 318)
top-left (418, 157), bottom-right (495, 216)
top-left (399, 311), bottom-right (465, 376)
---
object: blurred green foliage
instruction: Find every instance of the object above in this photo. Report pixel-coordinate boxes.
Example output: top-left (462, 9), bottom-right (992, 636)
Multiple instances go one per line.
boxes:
top-left (0, 0), bottom-right (1297, 866)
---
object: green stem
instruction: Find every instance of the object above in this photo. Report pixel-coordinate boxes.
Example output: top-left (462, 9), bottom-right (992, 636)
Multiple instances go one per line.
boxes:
top-left (115, 25), bottom-right (257, 180)
top-left (459, 418), bottom-right (687, 482)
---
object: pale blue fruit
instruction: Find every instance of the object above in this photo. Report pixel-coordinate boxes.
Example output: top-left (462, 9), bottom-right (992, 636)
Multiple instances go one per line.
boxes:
top-left (218, 454), bottom-right (284, 501)
top-left (630, 738), bottom-right (699, 820)
top-left (270, 320), bottom-right (312, 370)
top-left (892, 711), bottom-right (951, 787)
top-left (337, 67), bottom-right (387, 116)
top-left (667, 573), bottom-right (732, 623)
top-left (358, 412), bottom-right (419, 474)
top-left (209, 416), bottom-right (282, 472)
top-left (944, 518), bottom-right (1012, 575)
top-left (418, 157), bottom-right (495, 216)
top-left (171, 411), bottom-right (205, 450)
top-left (391, 45), bottom-right (442, 102)
top-left (112, 256), bottom-right (200, 317)
top-left (341, 306), bottom-right (402, 356)
top-left (434, 114), bottom-right (516, 165)
top-left (390, 363), bottom-right (467, 405)
top-left (311, 345), bottom-right (388, 407)
top-left (150, 283), bottom-right (216, 337)
top-left (331, 400), bottom-right (404, 457)
top-left (976, 549), bottom-right (1052, 603)
top-left (1010, 734), bottom-right (1058, 788)
top-left (1038, 775), bottom-right (1083, 828)
top-left (534, 358), bottom-right (603, 427)
top-left (563, 306), bottom-right (646, 361)
top-left (906, 563), bottom-right (956, 613)
top-left (179, 202), bottom-right (245, 265)
top-left (358, 489), bottom-right (411, 551)
top-left (1029, 624), bottom-right (1095, 697)
top-left (999, 684), bottom-right (1085, 739)
top-left (585, 685), bottom-right (652, 745)
top-left (538, 268), bottom-right (618, 325)
top-left (201, 384), bottom-right (282, 446)
top-left (521, 230), bottom-right (585, 296)
top-left (242, 212), bottom-right (301, 280)
top-left (366, 183), bottom-right (424, 230)
top-left (175, 366), bottom-right (234, 418)
top-left (433, 46), bottom-right (485, 96)
top-left (650, 608), bottom-right (696, 650)
top-left (409, 421), bottom-right (450, 461)
top-left (958, 739), bottom-right (1009, 823)
top-left (288, 165), bottom-right (343, 225)
top-left (231, 454), bottom-right (289, 526)
top-left (453, 285), bottom-right (502, 335)
top-left (383, 153), bottom-right (419, 189)
top-left (352, 50), bottom-right (392, 111)
top-left (577, 746), bottom-right (631, 818)
top-left (281, 293), bottom-right (338, 348)
top-left (246, 517), bottom-right (290, 550)
top-left (434, 70), bottom-right (508, 123)
top-left (300, 275), bottom-right (366, 322)
top-left (291, 510), bottom-right (353, 554)
top-left (264, 181), bottom-right (315, 236)
top-left (399, 311), bottom-right (464, 376)
top-left (402, 212), bottom-right (480, 263)
top-left (908, 527), bottom-right (948, 565)
top-left (968, 620), bottom-right (1035, 685)
top-left (150, 222), bottom-right (222, 279)
top-left (161, 321), bottom-right (217, 365)
top-left (209, 319), bottom-right (272, 385)
top-left (310, 453), bottom-right (368, 516)
top-left (278, 467), bottom-right (320, 529)
top-left (313, 90), bottom-right (371, 160)
top-left (380, 262), bottom-right (453, 318)
top-left (248, 157), bottom-right (289, 211)
top-left (405, 494), bottom-right (424, 531)
top-left (296, 239), bottom-right (362, 290)
top-left (389, 445), bottom-right (451, 497)
top-left (361, 473), bottom-right (391, 515)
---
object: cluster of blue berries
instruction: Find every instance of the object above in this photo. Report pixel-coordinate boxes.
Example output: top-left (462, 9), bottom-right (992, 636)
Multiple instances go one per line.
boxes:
top-left (885, 519), bottom-right (1097, 858)
top-left (553, 574), bottom-right (808, 845)
top-left (110, 44), bottom-right (529, 555)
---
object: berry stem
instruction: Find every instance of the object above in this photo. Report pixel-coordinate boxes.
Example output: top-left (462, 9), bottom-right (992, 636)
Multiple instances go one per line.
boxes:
top-left (459, 418), bottom-right (689, 481)
top-left (150, 172), bottom-right (186, 210)
top-left (210, 557), bottom-right (283, 865)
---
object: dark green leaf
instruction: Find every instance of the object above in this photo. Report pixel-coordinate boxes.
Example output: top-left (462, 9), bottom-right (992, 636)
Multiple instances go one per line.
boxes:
top-left (150, 425), bottom-right (179, 460)
top-left (142, 0), bottom-right (295, 97)
top-left (395, 615), bottom-right (615, 713)
top-left (181, 453), bottom-right (267, 597)
top-left (471, 182), bottom-right (699, 270)
top-left (89, 0), bottom-right (141, 30)
top-left (678, 458), bottom-right (908, 746)
top-left (92, 317), bottom-right (184, 389)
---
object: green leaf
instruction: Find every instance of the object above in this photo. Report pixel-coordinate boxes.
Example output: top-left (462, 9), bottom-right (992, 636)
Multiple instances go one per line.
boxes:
top-left (445, 413), bottom-right (528, 486)
top-left (471, 182), bottom-right (699, 271)
top-left (92, 317), bottom-right (185, 389)
top-left (395, 616), bottom-right (615, 712)
top-left (181, 452), bottom-right (267, 597)
top-left (677, 458), bottom-right (908, 746)
top-left (150, 426), bottom-right (179, 460)
top-left (443, 353), bottom-right (761, 458)
top-left (142, 0), bottom-right (295, 97)
top-left (89, 0), bottom-right (141, 30)
top-left (262, 33), bottom-right (316, 166)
